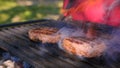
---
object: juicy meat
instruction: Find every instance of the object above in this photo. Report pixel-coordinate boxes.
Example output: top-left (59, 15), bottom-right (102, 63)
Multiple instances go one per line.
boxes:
top-left (28, 27), bottom-right (60, 43)
top-left (61, 37), bottom-right (107, 58)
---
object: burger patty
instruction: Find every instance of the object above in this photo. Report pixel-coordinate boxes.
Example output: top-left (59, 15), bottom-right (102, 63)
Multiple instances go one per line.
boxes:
top-left (61, 37), bottom-right (107, 58)
top-left (28, 27), bottom-right (60, 43)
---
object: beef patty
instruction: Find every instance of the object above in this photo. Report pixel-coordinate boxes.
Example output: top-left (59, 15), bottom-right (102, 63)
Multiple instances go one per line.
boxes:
top-left (61, 37), bottom-right (107, 58)
top-left (28, 27), bottom-right (60, 43)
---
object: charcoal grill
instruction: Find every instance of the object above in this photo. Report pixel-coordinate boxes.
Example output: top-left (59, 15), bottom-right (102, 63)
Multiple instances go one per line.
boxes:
top-left (0, 19), bottom-right (119, 68)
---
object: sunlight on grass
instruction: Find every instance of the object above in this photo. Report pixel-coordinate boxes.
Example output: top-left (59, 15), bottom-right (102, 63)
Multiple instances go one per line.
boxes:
top-left (36, 13), bottom-right (43, 18)
top-left (0, 1), bottom-right (17, 10)
top-left (24, 11), bottom-right (31, 16)
top-left (12, 16), bottom-right (21, 22)
top-left (18, 10), bottom-right (33, 22)
top-left (0, 0), bottom-right (62, 24)
top-left (22, 10), bottom-right (32, 19)
top-left (0, 14), bottom-right (9, 23)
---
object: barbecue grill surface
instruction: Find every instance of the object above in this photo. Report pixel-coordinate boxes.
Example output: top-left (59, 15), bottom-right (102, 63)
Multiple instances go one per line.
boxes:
top-left (0, 19), bottom-right (119, 68)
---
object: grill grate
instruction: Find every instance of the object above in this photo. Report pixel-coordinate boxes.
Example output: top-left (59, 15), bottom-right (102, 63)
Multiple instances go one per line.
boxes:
top-left (0, 19), bottom-right (115, 68)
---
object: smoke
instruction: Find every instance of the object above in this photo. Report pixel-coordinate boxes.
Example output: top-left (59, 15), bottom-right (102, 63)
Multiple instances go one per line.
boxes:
top-left (56, 24), bottom-right (85, 54)
top-left (55, 21), bottom-right (120, 67)
top-left (104, 0), bottom-right (120, 23)
top-left (39, 0), bottom-right (120, 67)
top-left (56, 26), bottom-right (85, 39)
top-left (102, 28), bottom-right (120, 64)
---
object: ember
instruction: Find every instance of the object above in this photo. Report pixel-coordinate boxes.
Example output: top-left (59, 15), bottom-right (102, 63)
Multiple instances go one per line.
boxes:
top-left (0, 49), bottom-right (33, 68)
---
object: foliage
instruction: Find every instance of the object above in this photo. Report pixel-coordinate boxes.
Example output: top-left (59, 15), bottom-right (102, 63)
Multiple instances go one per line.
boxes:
top-left (0, 0), bottom-right (60, 24)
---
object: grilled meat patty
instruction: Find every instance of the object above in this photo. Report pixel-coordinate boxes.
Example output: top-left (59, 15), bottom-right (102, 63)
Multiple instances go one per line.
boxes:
top-left (28, 27), bottom-right (60, 43)
top-left (29, 26), bottom-right (107, 58)
top-left (61, 37), bottom-right (107, 58)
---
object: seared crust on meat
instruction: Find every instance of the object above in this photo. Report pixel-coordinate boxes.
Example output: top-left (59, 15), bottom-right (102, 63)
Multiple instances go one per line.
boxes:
top-left (28, 27), bottom-right (60, 43)
top-left (61, 37), bottom-right (107, 58)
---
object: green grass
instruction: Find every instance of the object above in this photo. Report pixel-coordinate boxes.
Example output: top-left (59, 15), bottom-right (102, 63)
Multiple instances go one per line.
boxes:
top-left (0, 0), bottom-right (60, 24)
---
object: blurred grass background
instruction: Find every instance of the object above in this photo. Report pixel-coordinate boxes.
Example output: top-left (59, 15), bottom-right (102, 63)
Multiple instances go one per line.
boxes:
top-left (0, 0), bottom-right (63, 24)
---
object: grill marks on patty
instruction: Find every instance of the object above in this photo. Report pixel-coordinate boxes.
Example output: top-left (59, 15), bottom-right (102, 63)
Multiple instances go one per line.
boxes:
top-left (66, 37), bottom-right (91, 44)
top-left (65, 38), bottom-right (83, 45)
top-left (61, 37), bottom-right (107, 58)
top-left (28, 27), bottom-right (60, 43)
top-left (30, 27), bottom-right (58, 35)
top-left (28, 27), bottom-right (107, 58)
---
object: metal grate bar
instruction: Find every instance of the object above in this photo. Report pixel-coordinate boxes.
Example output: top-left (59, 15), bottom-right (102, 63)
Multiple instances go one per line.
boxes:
top-left (0, 20), bottom-right (98, 68)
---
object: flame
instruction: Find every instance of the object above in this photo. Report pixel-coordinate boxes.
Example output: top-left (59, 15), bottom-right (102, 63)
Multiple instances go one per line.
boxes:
top-left (62, 0), bottom-right (120, 27)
